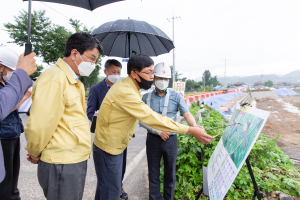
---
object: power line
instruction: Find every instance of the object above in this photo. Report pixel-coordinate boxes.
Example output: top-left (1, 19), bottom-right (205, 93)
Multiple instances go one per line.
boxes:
top-left (175, 56), bottom-right (202, 68)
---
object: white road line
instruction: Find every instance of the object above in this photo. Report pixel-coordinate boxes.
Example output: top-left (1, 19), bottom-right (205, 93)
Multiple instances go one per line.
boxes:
top-left (123, 147), bottom-right (146, 182)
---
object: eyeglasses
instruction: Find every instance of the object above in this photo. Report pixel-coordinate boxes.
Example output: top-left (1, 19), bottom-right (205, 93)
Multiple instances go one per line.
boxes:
top-left (135, 71), bottom-right (154, 76)
top-left (82, 53), bottom-right (98, 64)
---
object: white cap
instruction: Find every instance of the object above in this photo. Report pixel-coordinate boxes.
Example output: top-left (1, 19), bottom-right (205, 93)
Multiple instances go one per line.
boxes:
top-left (0, 47), bottom-right (19, 71)
top-left (154, 62), bottom-right (171, 78)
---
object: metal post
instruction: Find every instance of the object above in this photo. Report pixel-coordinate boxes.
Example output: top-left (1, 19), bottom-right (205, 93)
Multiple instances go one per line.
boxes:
top-left (224, 58), bottom-right (227, 88)
top-left (203, 75), bottom-right (205, 92)
top-left (25, 0), bottom-right (32, 56)
top-left (27, 0), bottom-right (32, 44)
top-left (168, 9), bottom-right (180, 85)
top-left (246, 157), bottom-right (263, 200)
top-left (128, 32), bottom-right (131, 58)
top-left (172, 9), bottom-right (175, 83)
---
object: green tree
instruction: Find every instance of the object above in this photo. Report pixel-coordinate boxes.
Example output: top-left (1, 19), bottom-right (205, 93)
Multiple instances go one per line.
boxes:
top-left (30, 65), bottom-right (44, 80)
top-left (211, 75), bottom-right (221, 87)
top-left (185, 79), bottom-right (203, 91)
top-left (264, 80), bottom-right (273, 87)
top-left (4, 9), bottom-right (103, 89)
top-left (181, 77), bottom-right (187, 82)
top-left (203, 70), bottom-right (212, 86)
top-left (185, 79), bottom-right (195, 91)
top-left (168, 66), bottom-right (183, 88)
top-left (202, 70), bottom-right (221, 87)
top-left (4, 10), bottom-right (52, 60)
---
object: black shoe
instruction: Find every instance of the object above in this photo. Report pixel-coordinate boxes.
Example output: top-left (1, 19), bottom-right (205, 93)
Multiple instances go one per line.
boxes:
top-left (120, 186), bottom-right (128, 200)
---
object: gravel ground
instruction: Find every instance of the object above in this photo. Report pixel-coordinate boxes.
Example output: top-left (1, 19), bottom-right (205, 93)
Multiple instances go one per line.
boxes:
top-left (252, 92), bottom-right (300, 161)
top-left (251, 91), bottom-right (279, 100)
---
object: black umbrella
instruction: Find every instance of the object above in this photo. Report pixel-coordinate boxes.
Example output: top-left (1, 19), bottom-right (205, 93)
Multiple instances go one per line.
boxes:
top-left (22, 0), bottom-right (124, 55)
top-left (91, 19), bottom-right (175, 58)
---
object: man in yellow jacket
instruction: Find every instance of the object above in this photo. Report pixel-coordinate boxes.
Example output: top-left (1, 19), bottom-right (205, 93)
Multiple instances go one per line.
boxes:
top-left (93, 54), bottom-right (214, 199)
top-left (25, 32), bottom-right (103, 200)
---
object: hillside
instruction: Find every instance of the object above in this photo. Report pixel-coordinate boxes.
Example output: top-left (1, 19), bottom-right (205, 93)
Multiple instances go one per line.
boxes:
top-left (196, 69), bottom-right (300, 85)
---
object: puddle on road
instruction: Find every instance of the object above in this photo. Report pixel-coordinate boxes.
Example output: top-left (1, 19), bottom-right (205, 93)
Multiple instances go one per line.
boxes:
top-left (277, 98), bottom-right (300, 115)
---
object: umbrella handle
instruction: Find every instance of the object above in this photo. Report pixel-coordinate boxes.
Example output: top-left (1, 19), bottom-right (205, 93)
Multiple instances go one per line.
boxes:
top-left (25, 43), bottom-right (32, 56)
top-left (25, 0), bottom-right (32, 56)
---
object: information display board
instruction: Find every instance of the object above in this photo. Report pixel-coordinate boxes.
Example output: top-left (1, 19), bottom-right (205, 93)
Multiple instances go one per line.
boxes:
top-left (207, 105), bottom-right (270, 200)
top-left (173, 82), bottom-right (185, 97)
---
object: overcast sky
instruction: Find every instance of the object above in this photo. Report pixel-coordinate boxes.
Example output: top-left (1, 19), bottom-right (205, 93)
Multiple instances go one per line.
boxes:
top-left (1, 0), bottom-right (300, 79)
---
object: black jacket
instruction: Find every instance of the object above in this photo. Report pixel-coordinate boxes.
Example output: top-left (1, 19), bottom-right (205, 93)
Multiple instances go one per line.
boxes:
top-left (87, 79), bottom-right (109, 121)
top-left (0, 83), bottom-right (23, 139)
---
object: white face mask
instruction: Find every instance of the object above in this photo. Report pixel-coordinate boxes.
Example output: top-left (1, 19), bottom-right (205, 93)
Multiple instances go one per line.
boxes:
top-left (75, 54), bottom-right (96, 76)
top-left (107, 75), bottom-right (120, 83)
top-left (3, 70), bottom-right (13, 81)
top-left (155, 80), bottom-right (169, 91)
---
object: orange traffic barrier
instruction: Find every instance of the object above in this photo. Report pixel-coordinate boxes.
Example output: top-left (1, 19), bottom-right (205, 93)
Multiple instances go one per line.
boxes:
top-left (215, 91), bottom-right (219, 95)
top-left (184, 95), bottom-right (187, 103)
top-left (228, 89), bottom-right (232, 93)
top-left (211, 91), bottom-right (214, 96)
top-left (189, 94), bottom-right (194, 103)
top-left (195, 93), bottom-right (199, 100)
top-left (206, 92), bottom-right (210, 97)
top-left (201, 92), bottom-right (205, 98)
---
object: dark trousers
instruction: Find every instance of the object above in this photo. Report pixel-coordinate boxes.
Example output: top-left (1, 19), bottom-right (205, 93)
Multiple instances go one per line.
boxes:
top-left (146, 133), bottom-right (178, 200)
top-left (93, 144), bottom-right (123, 200)
top-left (0, 137), bottom-right (20, 200)
top-left (37, 160), bottom-right (87, 200)
top-left (121, 147), bottom-right (127, 186)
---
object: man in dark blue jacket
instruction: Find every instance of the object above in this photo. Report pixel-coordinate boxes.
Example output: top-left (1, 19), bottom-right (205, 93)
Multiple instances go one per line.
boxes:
top-left (87, 59), bottom-right (129, 200)
top-left (0, 47), bottom-right (36, 198)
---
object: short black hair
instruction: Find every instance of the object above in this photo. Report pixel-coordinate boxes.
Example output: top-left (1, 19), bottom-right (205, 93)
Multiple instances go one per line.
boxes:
top-left (105, 59), bottom-right (122, 70)
top-left (127, 54), bottom-right (154, 75)
top-left (64, 32), bottom-right (104, 57)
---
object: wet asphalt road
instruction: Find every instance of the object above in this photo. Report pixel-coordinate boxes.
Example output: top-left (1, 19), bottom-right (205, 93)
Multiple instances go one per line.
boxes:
top-left (18, 114), bottom-right (149, 200)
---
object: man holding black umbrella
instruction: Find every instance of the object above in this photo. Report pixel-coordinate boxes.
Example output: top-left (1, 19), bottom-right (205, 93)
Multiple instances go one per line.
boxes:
top-left (93, 54), bottom-right (214, 199)
top-left (0, 47), bottom-right (36, 199)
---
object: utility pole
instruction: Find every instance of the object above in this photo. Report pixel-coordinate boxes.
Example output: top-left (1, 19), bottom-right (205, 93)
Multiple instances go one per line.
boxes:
top-left (168, 8), bottom-right (181, 84)
top-left (224, 58), bottom-right (227, 88)
top-left (203, 75), bottom-right (205, 92)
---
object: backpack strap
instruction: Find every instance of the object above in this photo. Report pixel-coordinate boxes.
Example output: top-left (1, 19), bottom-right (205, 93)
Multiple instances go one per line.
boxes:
top-left (147, 90), bottom-right (153, 106)
top-left (162, 89), bottom-right (170, 116)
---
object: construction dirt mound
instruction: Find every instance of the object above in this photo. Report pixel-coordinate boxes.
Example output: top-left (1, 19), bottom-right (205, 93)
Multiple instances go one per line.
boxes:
top-left (253, 93), bottom-right (300, 161)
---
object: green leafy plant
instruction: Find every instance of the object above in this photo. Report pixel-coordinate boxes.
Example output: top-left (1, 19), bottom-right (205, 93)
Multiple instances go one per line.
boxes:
top-left (160, 104), bottom-right (300, 199)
